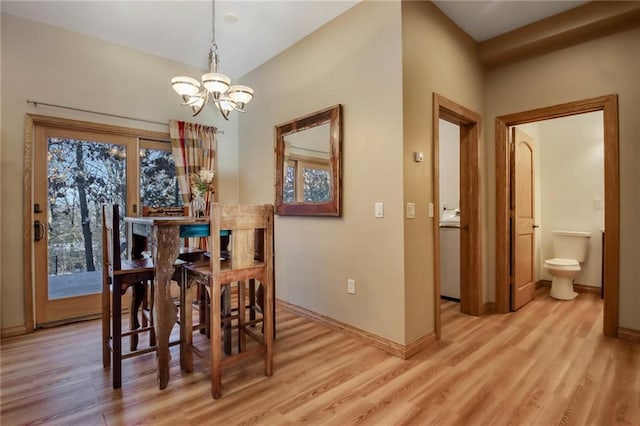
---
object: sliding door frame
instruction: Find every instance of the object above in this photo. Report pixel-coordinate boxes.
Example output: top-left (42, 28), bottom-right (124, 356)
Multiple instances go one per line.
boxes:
top-left (23, 114), bottom-right (169, 332)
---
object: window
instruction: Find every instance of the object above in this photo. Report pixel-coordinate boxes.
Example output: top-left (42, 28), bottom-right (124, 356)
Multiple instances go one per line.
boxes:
top-left (283, 156), bottom-right (331, 203)
top-left (139, 140), bottom-right (181, 208)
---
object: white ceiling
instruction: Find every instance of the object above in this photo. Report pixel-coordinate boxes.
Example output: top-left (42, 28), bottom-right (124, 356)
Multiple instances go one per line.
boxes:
top-left (1, 1), bottom-right (589, 79)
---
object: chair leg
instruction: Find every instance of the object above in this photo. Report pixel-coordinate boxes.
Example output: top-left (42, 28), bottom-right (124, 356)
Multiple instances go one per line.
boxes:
top-left (198, 284), bottom-right (207, 335)
top-left (112, 283), bottom-right (122, 389)
top-left (210, 282), bottom-right (222, 399)
top-left (130, 282), bottom-right (145, 352)
top-left (249, 279), bottom-right (256, 325)
top-left (263, 279), bottom-right (273, 378)
top-left (256, 283), bottom-right (265, 333)
top-left (238, 280), bottom-right (246, 353)
top-left (102, 280), bottom-right (111, 368)
top-left (180, 278), bottom-right (198, 373)
top-left (148, 280), bottom-right (156, 347)
top-left (222, 285), bottom-right (231, 355)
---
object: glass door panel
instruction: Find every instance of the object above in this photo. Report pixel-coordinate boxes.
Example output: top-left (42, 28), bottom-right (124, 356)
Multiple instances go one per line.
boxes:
top-left (34, 126), bottom-right (136, 325)
top-left (47, 137), bottom-right (127, 299)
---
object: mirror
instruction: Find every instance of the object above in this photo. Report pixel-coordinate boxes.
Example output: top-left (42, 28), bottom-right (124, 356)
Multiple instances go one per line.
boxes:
top-left (275, 104), bottom-right (342, 216)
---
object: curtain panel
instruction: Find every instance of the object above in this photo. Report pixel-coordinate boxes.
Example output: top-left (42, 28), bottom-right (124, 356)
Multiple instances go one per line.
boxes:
top-left (169, 120), bottom-right (217, 208)
top-left (169, 120), bottom-right (217, 248)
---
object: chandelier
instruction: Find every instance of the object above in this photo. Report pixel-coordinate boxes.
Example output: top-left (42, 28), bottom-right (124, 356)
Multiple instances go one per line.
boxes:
top-left (171, 0), bottom-right (253, 121)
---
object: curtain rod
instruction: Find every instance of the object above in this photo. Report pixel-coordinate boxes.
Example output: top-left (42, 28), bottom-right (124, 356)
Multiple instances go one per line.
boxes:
top-left (26, 100), bottom-right (224, 134)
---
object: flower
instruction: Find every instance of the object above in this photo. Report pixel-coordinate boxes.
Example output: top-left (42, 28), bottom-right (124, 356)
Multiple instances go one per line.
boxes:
top-left (190, 167), bottom-right (215, 197)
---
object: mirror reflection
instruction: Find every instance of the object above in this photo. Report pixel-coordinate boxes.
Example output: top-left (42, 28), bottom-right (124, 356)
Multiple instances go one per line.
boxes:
top-left (283, 123), bottom-right (331, 204)
top-left (275, 104), bottom-right (342, 216)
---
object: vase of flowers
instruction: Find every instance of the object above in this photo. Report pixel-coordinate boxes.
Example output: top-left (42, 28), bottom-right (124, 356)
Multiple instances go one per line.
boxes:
top-left (190, 167), bottom-right (215, 217)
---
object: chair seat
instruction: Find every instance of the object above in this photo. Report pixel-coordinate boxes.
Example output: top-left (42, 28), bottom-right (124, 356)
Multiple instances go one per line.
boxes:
top-left (178, 246), bottom-right (207, 263)
top-left (122, 258), bottom-right (154, 270)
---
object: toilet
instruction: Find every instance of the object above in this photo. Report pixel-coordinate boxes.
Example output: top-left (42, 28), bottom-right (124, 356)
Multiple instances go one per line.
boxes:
top-left (544, 230), bottom-right (591, 300)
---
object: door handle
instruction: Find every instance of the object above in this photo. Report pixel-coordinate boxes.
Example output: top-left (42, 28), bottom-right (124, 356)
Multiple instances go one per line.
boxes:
top-left (533, 224), bottom-right (539, 229)
top-left (34, 220), bottom-right (46, 241)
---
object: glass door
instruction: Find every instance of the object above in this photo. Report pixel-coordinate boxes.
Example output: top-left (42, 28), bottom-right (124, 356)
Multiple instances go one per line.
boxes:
top-left (33, 125), bottom-right (182, 326)
top-left (34, 126), bottom-right (138, 325)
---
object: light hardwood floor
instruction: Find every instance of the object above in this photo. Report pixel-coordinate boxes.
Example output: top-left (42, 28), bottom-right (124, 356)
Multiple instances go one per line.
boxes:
top-left (1, 287), bottom-right (638, 425)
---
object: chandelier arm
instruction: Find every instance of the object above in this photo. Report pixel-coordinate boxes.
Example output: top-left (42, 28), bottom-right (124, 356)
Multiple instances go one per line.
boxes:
top-left (216, 100), bottom-right (231, 121)
top-left (191, 92), bottom-right (209, 117)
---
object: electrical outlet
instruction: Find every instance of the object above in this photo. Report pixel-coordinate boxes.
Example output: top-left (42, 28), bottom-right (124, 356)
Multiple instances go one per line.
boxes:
top-left (347, 279), bottom-right (355, 294)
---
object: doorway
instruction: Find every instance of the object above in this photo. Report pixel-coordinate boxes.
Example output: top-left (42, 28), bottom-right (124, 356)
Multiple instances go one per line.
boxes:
top-left (515, 113), bottom-right (604, 310)
top-left (495, 95), bottom-right (619, 336)
top-left (433, 93), bottom-right (482, 340)
top-left (24, 114), bottom-right (178, 329)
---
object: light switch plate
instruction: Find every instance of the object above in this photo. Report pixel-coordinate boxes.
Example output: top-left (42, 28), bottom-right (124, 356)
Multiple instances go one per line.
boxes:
top-left (374, 202), bottom-right (384, 218)
top-left (428, 202), bottom-right (434, 218)
top-left (406, 203), bottom-right (416, 218)
top-left (594, 197), bottom-right (604, 210)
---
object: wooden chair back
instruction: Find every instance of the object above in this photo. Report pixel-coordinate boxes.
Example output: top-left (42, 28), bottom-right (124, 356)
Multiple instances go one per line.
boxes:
top-left (211, 204), bottom-right (273, 273)
top-left (102, 203), bottom-right (121, 273)
top-left (209, 203), bottom-right (274, 398)
top-left (141, 205), bottom-right (188, 217)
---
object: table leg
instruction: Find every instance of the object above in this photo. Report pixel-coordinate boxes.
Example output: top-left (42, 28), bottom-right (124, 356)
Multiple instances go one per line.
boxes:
top-left (151, 224), bottom-right (180, 390)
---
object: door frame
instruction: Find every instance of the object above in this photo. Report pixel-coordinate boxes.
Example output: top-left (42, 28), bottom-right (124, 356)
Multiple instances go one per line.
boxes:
top-left (23, 114), bottom-right (169, 332)
top-left (433, 93), bottom-right (482, 340)
top-left (495, 94), bottom-right (619, 336)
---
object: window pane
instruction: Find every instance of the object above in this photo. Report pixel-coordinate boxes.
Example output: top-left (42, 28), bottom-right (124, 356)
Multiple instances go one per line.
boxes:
top-left (302, 167), bottom-right (330, 202)
top-left (284, 164), bottom-right (295, 203)
top-left (139, 148), bottom-right (182, 207)
top-left (47, 137), bottom-right (126, 299)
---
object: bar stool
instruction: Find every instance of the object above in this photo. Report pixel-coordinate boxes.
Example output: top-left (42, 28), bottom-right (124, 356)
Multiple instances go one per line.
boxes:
top-left (182, 204), bottom-right (274, 398)
top-left (101, 204), bottom-right (156, 389)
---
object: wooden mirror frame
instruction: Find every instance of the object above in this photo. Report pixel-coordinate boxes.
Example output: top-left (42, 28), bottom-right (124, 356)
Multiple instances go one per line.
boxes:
top-left (275, 104), bottom-right (342, 216)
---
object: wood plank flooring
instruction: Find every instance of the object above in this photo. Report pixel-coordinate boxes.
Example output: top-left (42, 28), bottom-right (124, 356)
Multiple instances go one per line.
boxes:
top-left (1, 287), bottom-right (638, 425)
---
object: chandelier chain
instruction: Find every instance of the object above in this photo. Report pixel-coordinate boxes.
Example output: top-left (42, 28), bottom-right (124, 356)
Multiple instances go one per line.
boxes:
top-left (211, 0), bottom-right (217, 52)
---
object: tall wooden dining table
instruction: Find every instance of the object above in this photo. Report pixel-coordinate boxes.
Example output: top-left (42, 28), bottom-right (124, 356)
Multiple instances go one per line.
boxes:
top-left (124, 215), bottom-right (209, 389)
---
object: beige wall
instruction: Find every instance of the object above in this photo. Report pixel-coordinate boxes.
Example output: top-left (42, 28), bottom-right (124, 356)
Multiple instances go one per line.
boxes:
top-left (439, 119), bottom-right (461, 212)
top-left (401, 1), bottom-right (484, 342)
top-left (485, 27), bottom-right (640, 329)
top-left (0, 14), bottom-right (240, 330)
top-left (238, 1), bottom-right (407, 344)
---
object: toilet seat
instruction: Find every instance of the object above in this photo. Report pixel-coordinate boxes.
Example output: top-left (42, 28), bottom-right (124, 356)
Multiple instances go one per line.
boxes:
top-left (544, 258), bottom-right (580, 271)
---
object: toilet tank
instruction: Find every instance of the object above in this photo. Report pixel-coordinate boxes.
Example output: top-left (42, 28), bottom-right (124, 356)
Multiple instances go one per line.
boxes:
top-left (552, 230), bottom-right (591, 261)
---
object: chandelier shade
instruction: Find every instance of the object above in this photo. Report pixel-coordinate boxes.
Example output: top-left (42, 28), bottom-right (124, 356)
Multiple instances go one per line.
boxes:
top-left (202, 72), bottom-right (230, 94)
top-left (171, 76), bottom-right (201, 97)
top-left (171, 0), bottom-right (253, 120)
